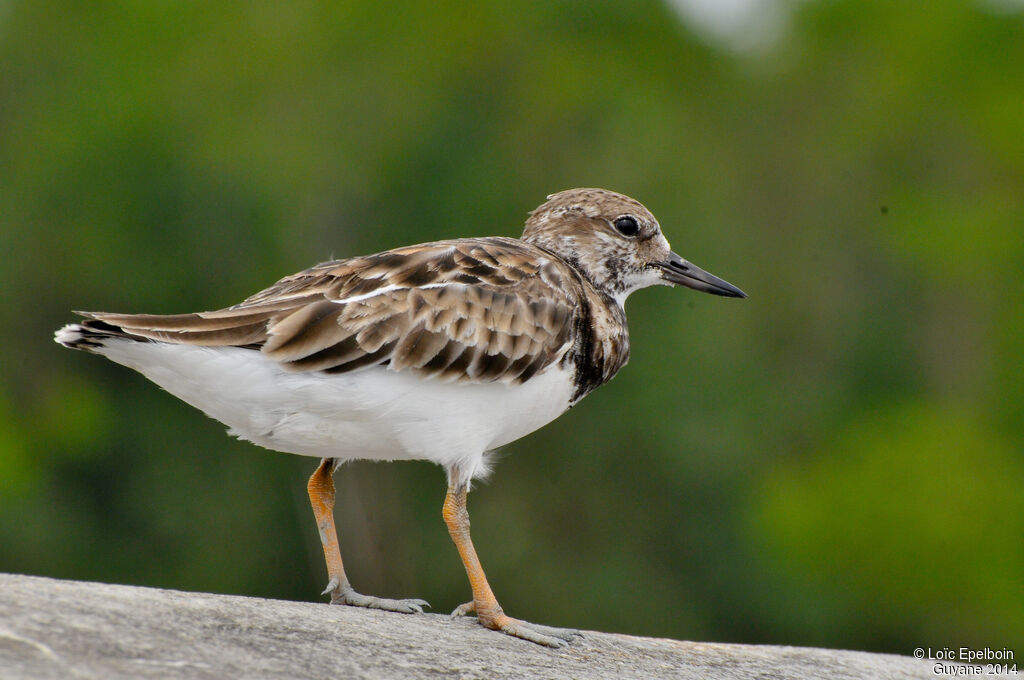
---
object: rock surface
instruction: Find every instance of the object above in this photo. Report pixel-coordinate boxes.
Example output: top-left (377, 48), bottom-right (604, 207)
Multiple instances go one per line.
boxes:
top-left (0, 573), bottom-right (947, 679)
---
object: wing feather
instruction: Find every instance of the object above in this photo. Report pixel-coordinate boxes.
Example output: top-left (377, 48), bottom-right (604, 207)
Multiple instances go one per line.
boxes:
top-left (79, 238), bottom-right (578, 384)
top-left (262, 301), bottom-right (346, 360)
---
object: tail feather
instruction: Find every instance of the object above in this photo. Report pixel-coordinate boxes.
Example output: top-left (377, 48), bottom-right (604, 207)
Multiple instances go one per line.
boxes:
top-left (56, 305), bottom-right (276, 352)
top-left (54, 320), bottom-right (147, 352)
top-left (69, 310), bottom-right (273, 347)
top-left (78, 309), bottom-right (274, 332)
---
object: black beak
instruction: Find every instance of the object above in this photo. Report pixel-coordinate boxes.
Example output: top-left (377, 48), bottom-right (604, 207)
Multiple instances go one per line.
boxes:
top-left (657, 252), bottom-right (747, 298)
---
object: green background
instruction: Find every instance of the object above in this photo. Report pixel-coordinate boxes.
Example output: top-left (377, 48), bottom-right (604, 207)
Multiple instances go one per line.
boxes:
top-left (2, 0), bottom-right (1021, 654)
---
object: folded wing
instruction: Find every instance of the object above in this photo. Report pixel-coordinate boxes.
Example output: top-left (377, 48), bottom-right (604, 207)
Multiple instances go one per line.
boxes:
top-left (78, 238), bottom-right (576, 384)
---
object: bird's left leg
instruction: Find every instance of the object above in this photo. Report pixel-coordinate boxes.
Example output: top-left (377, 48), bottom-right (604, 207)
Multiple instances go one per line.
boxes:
top-left (443, 475), bottom-right (581, 647)
top-left (307, 457), bottom-right (428, 613)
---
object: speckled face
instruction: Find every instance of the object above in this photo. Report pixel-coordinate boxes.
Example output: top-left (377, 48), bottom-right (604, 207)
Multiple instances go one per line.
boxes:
top-left (521, 188), bottom-right (676, 303)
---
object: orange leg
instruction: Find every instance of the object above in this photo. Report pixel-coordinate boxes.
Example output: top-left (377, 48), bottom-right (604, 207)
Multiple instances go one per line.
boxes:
top-left (307, 458), bottom-right (427, 613)
top-left (443, 477), bottom-right (581, 647)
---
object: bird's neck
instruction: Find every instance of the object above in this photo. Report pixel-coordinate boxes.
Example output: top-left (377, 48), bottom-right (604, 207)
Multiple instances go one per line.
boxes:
top-left (526, 239), bottom-right (625, 306)
top-left (557, 262), bottom-right (632, 405)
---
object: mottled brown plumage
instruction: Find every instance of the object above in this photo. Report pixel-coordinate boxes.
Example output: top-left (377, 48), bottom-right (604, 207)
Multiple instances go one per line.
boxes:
top-left (78, 236), bottom-right (606, 393)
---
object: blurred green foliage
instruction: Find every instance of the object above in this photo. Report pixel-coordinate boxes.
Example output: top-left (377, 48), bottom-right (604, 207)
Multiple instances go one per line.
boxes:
top-left (1, 0), bottom-right (1021, 654)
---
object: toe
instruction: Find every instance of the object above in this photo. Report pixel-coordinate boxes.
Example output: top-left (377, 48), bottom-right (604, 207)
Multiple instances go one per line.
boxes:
top-left (450, 601), bottom-right (475, 618)
top-left (375, 598), bottom-right (424, 614)
top-left (499, 619), bottom-right (573, 648)
top-left (383, 597), bottom-right (430, 614)
top-left (525, 622), bottom-right (583, 641)
top-left (331, 589), bottom-right (429, 614)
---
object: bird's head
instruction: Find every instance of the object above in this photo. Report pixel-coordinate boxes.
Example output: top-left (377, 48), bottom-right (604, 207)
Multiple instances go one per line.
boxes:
top-left (522, 188), bottom-right (746, 305)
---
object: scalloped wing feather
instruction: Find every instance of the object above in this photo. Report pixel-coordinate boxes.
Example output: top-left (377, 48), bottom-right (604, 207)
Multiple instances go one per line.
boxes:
top-left (79, 239), bottom-right (578, 384)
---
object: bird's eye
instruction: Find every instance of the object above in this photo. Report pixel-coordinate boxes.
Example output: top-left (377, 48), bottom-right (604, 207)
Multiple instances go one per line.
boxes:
top-left (613, 216), bottom-right (640, 237)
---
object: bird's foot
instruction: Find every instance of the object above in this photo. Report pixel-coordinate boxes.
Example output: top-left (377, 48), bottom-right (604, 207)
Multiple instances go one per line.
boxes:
top-left (450, 601), bottom-right (581, 648)
top-left (323, 579), bottom-right (428, 614)
top-left (493, 616), bottom-right (582, 648)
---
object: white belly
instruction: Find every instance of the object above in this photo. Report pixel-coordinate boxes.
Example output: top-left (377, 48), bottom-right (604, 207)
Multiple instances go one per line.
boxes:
top-left (95, 339), bottom-right (575, 481)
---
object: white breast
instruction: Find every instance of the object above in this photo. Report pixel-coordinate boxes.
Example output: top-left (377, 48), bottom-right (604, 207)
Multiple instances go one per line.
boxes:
top-left (94, 339), bottom-right (575, 481)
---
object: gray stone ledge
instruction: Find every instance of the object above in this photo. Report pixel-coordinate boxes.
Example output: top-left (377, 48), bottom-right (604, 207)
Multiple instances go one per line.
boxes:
top-left (0, 573), bottom-right (948, 679)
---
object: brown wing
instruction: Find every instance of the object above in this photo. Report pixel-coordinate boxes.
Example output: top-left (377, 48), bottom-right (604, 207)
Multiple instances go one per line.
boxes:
top-left (79, 238), bottom-right (577, 384)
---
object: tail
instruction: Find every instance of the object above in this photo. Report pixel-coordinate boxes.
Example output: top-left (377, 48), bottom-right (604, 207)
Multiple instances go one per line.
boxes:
top-left (55, 308), bottom-right (273, 350)
top-left (54, 318), bottom-right (146, 352)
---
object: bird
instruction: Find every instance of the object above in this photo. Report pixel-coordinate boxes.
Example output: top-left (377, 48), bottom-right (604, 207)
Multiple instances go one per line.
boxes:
top-left (54, 188), bottom-right (745, 647)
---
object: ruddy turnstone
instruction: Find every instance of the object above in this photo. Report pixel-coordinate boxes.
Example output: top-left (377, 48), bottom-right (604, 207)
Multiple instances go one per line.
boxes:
top-left (55, 188), bottom-right (745, 647)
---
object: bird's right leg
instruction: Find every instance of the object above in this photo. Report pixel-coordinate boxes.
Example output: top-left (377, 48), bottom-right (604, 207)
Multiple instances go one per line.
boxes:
top-left (307, 457), bottom-right (428, 613)
top-left (443, 474), bottom-right (581, 647)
